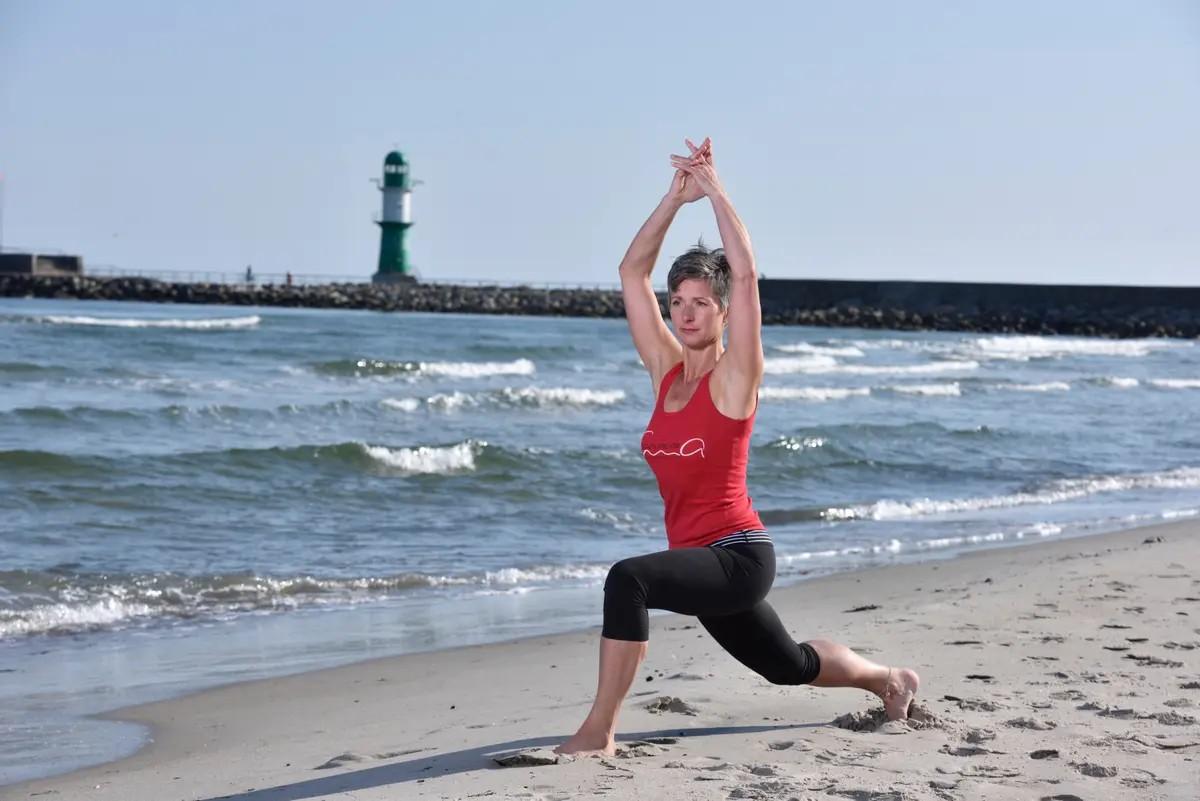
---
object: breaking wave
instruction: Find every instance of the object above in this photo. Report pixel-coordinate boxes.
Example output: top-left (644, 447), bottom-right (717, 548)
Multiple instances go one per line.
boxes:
top-left (760, 387), bottom-right (870, 401)
top-left (822, 465), bottom-right (1200, 521)
top-left (35, 314), bottom-right (261, 329)
top-left (312, 357), bottom-right (536, 379)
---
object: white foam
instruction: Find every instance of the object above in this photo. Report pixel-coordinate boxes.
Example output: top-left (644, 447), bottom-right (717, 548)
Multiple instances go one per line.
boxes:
top-left (578, 507), bottom-right (647, 532)
top-left (995, 381), bottom-right (1071, 392)
top-left (426, 391), bottom-right (477, 412)
top-left (0, 597), bottom-right (155, 637)
top-left (1149, 379), bottom-right (1200, 389)
top-left (762, 355), bottom-right (840, 374)
top-left (499, 387), bottom-right (625, 407)
top-left (361, 441), bottom-right (478, 474)
top-left (1102, 377), bottom-right (1141, 388)
top-left (381, 397), bottom-right (421, 413)
top-left (417, 358), bottom-right (535, 378)
top-left (1162, 508), bottom-right (1200, 520)
top-left (772, 436), bottom-right (828, 451)
top-left (39, 314), bottom-right (261, 330)
top-left (969, 335), bottom-right (1183, 361)
top-left (760, 387), bottom-right (871, 401)
top-left (887, 382), bottom-right (961, 397)
top-left (822, 360), bottom-right (981, 376)
top-left (483, 564), bottom-right (610, 585)
top-left (824, 466), bottom-right (1200, 521)
top-left (774, 342), bottom-right (866, 357)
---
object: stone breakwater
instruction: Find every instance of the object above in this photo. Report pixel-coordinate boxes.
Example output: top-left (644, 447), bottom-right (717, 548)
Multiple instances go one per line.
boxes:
top-left (2, 274), bottom-right (1196, 338)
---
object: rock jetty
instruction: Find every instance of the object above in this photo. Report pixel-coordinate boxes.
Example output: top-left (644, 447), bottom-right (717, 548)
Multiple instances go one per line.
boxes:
top-left (1, 274), bottom-right (1195, 338)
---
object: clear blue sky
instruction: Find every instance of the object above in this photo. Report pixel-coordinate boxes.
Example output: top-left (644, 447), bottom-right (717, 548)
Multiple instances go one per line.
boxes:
top-left (1, 0), bottom-right (1197, 285)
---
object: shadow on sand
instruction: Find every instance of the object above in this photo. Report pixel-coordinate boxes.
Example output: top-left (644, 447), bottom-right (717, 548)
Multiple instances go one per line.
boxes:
top-left (196, 722), bottom-right (822, 801)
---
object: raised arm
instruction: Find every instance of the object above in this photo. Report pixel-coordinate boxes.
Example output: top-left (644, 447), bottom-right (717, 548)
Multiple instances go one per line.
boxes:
top-left (618, 170), bottom-right (702, 389)
top-left (670, 140), bottom-right (764, 407)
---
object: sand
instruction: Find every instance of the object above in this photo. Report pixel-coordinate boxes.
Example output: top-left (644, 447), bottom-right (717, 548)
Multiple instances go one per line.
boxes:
top-left (8, 520), bottom-right (1200, 800)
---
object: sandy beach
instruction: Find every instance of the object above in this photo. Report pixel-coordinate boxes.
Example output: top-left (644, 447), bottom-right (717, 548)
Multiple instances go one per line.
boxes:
top-left (9, 519), bottom-right (1199, 801)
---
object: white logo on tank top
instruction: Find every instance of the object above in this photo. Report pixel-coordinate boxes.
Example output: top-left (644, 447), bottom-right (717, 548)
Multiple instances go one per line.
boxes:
top-left (641, 430), bottom-right (706, 459)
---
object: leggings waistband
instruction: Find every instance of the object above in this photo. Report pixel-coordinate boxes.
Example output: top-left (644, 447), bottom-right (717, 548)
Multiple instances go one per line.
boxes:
top-left (707, 529), bottom-right (772, 548)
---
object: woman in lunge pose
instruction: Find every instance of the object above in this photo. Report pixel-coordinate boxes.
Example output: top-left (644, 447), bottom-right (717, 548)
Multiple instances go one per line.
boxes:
top-left (555, 138), bottom-right (920, 757)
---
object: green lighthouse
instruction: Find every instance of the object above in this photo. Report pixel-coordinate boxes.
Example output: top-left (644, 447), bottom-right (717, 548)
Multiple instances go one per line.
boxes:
top-left (372, 150), bottom-right (415, 283)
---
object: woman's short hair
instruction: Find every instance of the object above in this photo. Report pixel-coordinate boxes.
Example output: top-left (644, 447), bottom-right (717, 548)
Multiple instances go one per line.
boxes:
top-left (667, 242), bottom-right (731, 310)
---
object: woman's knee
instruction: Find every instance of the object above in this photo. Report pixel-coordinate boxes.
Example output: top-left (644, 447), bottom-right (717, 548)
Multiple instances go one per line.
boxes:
top-left (604, 558), bottom-right (646, 602)
top-left (602, 559), bottom-right (650, 641)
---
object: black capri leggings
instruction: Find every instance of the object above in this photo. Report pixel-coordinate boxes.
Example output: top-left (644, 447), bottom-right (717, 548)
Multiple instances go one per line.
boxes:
top-left (602, 537), bottom-right (821, 685)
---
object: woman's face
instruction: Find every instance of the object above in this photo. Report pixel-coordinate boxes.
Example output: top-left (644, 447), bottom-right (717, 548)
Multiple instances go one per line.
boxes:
top-left (669, 278), bottom-right (727, 348)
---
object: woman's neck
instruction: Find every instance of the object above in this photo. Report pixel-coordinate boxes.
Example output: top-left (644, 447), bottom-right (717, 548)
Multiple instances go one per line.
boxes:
top-left (681, 343), bottom-right (723, 382)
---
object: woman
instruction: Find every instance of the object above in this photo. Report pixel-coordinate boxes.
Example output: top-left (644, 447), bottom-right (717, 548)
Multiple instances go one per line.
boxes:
top-left (554, 139), bottom-right (920, 758)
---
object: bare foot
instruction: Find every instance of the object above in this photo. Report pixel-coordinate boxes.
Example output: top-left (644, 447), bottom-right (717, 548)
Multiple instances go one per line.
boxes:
top-left (553, 728), bottom-right (616, 757)
top-left (881, 667), bottom-right (921, 721)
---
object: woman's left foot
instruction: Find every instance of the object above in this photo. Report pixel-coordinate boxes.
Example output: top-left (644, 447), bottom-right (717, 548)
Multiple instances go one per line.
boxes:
top-left (881, 667), bottom-right (921, 721)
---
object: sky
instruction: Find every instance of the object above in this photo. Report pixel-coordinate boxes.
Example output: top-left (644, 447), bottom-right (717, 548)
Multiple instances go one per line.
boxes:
top-left (1, 0), bottom-right (1197, 287)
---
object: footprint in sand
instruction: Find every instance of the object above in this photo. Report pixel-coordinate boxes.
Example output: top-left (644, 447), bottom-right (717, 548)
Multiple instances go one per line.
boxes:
top-left (313, 747), bottom-right (432, 770)
top-left (1005, 716), bottom-right (1056, 730)
top-left (1072, 761), bottom-right (1119, 778)
top-left (964, 728), bottom-right (996, 744)
top-left (643, 695), bottom-right (699, 715)
top-left (492, 749), bottom-right (568, 767)
top-left (940, 744), bottom-right (1003, 757)
top-left (942, 694), bottom-right (1005, 712)
top-left (1125, 653), bottom-right (1184, 668)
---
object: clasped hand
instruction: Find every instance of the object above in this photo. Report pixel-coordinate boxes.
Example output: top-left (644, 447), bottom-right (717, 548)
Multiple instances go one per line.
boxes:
top-left (666, 137), bottom-right (723, 204)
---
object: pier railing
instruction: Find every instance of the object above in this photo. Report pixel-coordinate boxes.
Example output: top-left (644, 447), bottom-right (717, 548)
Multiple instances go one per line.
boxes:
top-left (81, 266), bottom-right (626, 292)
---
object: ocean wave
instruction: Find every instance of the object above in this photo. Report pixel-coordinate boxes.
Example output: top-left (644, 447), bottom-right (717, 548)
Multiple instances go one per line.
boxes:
top-left (762, 355), bottom-right (840, 374)
top-left (381, 386), bottom-right (626, 413)
top-left (35, 314), bottom-right (262, 329)
top-left (760, 387), bottom-right (870, 401)
top-left (498, 386), bottom-right (625, 407)
top-left (825, 360), bottom-right (981, 376)
top-left (312, 358), bottom-right (535, 379)
top-left (822, 465), bottom-right (1200, 521)
top-left (773, 342), bottom-right (866, 357)
top-left (968, 335), bottom-right (1185, 361)
top-left (0, 361), bottom-right (71, 377)
top-left (992, 381), bottom-right (1071, 392)
top-left (361, 441), bottom-right (479, 474)
top-left (381, 397), bottom-right (422, 412)
top-left (886, 382), bottom-right (961, 397)
top-left (1099, 376), bottom-right (1141, 388)
top-left (763, 354), bottom-right (979, 377)
top-left (767, 436), bottom-right (829, 452)
top-left (775, 523), bottom-right (1066, 566)
top-left (1149, 379), bottom-right (1200, 389)
top-left (0, 562), bottom-right (611, 638)
top-left (576, 507), bottom-right (655, 534)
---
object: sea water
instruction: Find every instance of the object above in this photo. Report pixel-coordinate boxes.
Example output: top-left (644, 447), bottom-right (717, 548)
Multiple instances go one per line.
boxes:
top-left (2, 297), bottom-right (1198, 783)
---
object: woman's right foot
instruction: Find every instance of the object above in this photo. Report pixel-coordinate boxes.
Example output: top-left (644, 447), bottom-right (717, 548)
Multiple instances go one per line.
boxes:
top-left (553, 728), bottom-right (616, 757)
top-left (881, 667), bottom-right (921, 721)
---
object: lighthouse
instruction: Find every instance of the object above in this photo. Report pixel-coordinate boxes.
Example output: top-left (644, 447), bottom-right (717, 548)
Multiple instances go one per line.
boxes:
top-left (372, 150), bottom-right (415, 283)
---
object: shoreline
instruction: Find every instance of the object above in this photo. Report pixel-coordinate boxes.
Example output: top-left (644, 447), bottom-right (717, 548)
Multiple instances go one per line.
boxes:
top-left (10, 517), bottom-right (1199, 800)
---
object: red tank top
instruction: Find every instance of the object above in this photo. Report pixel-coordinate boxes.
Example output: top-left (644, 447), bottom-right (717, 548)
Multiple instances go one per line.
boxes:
top-left (641, 362), bottom-right (765, 549)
